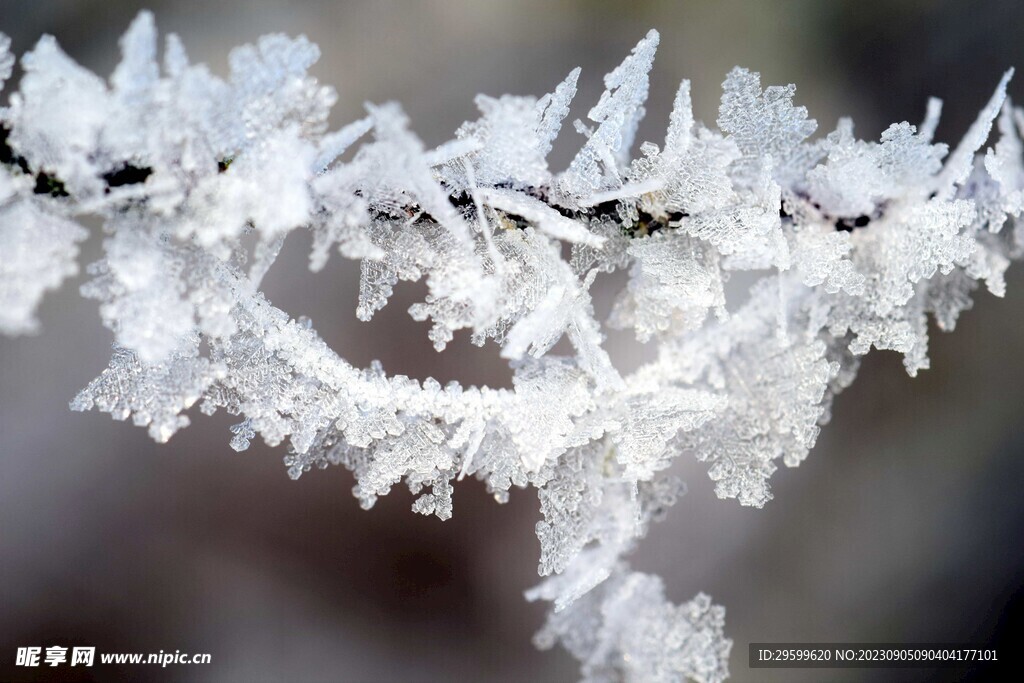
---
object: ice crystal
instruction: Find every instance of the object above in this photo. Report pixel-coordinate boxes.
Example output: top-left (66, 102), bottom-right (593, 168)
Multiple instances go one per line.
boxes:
top-left (531, 568), bottom-right (732, 683)
top-left (559, 30), bottom-right (659, 203)
top-left (2, 13), bottom-right (1022, 681)
top-left (0, 186), bottom-right (87, 334)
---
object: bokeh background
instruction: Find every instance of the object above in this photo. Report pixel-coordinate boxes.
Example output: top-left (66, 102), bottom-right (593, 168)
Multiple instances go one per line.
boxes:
top-left (2, 1), bottom-right (1024, 681)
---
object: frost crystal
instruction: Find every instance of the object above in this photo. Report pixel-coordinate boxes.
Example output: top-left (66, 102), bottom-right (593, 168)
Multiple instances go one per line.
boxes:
top-left (531, 568), bottom-right (731, 683)
top-left (0, 190), bottom-right (87, 334)
top-left (2, 14), bottom-right (1022, 680)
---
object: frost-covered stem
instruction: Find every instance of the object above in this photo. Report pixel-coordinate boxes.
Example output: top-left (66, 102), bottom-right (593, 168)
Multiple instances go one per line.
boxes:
top-left (2, 13), bottom-right (1022, 682)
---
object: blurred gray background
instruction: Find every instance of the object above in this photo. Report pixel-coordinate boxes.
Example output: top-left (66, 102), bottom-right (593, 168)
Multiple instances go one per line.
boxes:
top-left (2, 1), bottom-right (1024, 681)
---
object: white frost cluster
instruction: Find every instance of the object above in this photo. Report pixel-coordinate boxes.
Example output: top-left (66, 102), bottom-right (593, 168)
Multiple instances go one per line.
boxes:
top-left (2, 13), bottom-right (1021, 681)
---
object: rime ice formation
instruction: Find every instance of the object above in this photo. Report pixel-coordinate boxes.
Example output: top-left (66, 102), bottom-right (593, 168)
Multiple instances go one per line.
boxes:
top-left (2, 13), bottom-right (1021, 681)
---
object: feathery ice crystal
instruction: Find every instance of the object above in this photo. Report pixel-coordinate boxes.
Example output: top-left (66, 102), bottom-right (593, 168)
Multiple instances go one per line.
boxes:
top-left (2, 13), bottom-right (1021, 681)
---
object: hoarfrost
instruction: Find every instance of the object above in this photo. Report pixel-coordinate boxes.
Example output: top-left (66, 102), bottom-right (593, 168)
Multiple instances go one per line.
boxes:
top-left (2, 12), bottom-right (1021, 680)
